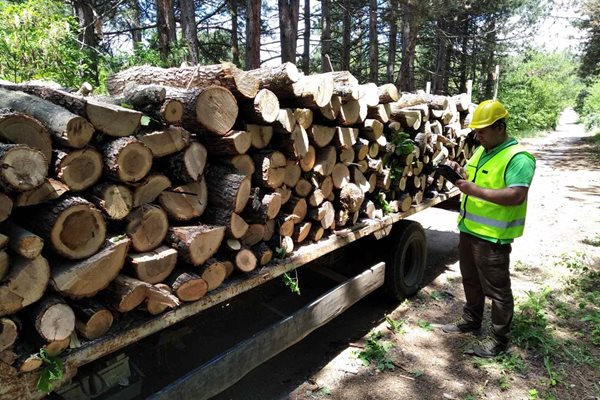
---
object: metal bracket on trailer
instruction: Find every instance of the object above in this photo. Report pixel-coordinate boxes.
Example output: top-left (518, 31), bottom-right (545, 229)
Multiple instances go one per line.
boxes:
top-left (149, 262), bottom-right (386, 400)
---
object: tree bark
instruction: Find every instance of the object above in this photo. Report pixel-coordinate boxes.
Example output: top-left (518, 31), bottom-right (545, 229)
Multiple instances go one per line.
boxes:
top-left (26, 296), bottom-right (75, 342)
top-left (369, 0), bottom-right (379, 82)
top-left (279, 0), bottom-right (300, 63)
top-left (137, 126), bottom-right (191, 158)
top-left (156, 0), bottom-right (177, 65)
top-left (205, 165), bottom-right (252, 213)
top-left (180, 0), bottom-right (200, 65)
top-left (245, 0), bottom-right (261, 69)
top-left (321, 0), bottom-right (332, 72)
top-left (165, 270), bottom-right (208, 302)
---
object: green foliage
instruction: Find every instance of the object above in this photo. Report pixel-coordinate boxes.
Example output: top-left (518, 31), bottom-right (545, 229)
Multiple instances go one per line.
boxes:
top-left (385, 315), bottom-right (405, 334)
top-left (374, 192), bottom-right (394, 215)
top-left (472, 352), bottom-right (527, 375)
top-left (417, 319), bottom-right (433, 331)
top-left (499, 51), bottom-right (584, 136)
top-left (356, 331), bottom-right (394, 371)
top-left (578, 78), bottom-right (600, 130)
top-left (391, 132), bottom-right (415, 156)
top-left (282, 271), bottom-right (300, 295)
top-left (512, 288), bottom-right (555, 354)
top-left (0, 0), bottom-right (94, 87)
top-left (37, 349), bottom-right (64, 393)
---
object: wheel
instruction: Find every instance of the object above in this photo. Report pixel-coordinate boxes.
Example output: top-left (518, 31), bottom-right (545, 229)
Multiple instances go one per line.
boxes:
top-left (383, 220), bottom-right (427, 301)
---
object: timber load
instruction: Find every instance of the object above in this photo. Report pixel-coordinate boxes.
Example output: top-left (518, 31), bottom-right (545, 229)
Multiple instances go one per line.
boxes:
top-left (0, 63), bottom-right (477, 378)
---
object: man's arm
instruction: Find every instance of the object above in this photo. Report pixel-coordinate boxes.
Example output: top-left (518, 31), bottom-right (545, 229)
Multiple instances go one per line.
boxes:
top-left (454, 180), bottom-right (529, 206)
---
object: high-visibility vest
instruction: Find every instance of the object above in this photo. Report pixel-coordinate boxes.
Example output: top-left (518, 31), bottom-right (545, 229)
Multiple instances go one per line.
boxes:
top-left (458, 143), bottom-right (533, 240)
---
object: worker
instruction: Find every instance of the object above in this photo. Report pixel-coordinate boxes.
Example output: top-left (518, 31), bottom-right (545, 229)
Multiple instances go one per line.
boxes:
top-left (442, 99), bottom-right (536, 358)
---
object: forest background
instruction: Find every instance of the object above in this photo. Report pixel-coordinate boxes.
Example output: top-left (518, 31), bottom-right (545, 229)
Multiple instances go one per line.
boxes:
top-left (0, 0), bottom-right (598, 138)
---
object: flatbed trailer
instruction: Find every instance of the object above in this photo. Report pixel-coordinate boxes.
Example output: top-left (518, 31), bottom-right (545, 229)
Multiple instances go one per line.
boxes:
top-left (0, 189), bottom-right (460, 400)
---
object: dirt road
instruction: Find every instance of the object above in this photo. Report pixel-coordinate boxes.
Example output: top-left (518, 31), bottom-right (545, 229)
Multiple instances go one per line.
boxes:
top-left (214, 110), bottom-right (600, 400)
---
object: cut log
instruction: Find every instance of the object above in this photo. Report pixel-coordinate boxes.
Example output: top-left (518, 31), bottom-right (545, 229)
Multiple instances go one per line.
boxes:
top-left (248, 124), bottom-right (273, 149)
top-left (129, 173), bottom-right (171, 208)
top-left (243, 191), bottom-right (282, 222)
top-left (278, 215), bottom-right (296, 237)
top-left (390, 108), bottom-right (422, 129)
top-left (263, 219), bottom-right (276, 242)
top-left (89, 182), bottom-right (133, 220)
top-left (352, 167), bottom-right (370, 194)
top-left (275, 185), bottom-right (292, 205)
top-left (202, 208), bottom-right (249, 239)
top-left (294, 178), bottom-right (313, 198)
top-left (0, 87), bottom-right (94, 148)
top-left (71, 299), bottom-right (114, 340)
top-left (144, 283), bottom-right (180, 310)
top-left (102, 137), bottom-right (153, 183)
top-left (282, 196), bottom-right (307, 223)
top-left (0, 222), bottom-right (43, 259)
top-left (107, 62), bottom-right (259, 99)
top-left (367, 103), bottom-right (391, 124)
top-left (247, 62), bottom-right (301, 93)
top-left (198, 258), bottom-right (228, 291)
top-left (0, 193), bottom-right (11, 222)
top-left (205, 165), bottom-right (252, 213)
top-left (336, 100), bottom-right (360, 126)
top-left (319, 175), bottom-right (334, 199)
top-left (307, 125), bottom-right (335, 148)
top-left (240, 224), bottom-right (266, 246)
top-left (332, 163), bottom-right (351, 189)
top-left (103, 274), bottom-right (148, 313)
top-left (0, 348), bottom-right (17, 366)
top-left (50, 237), bottom-right (131, 299)
top-left (313, 146), bottom-right (336, 177)
top-left (0, 255), bottom-right (49, 317)
top-left (307, 224), bottom-right (325, 241)
top-left (13, 344), bottom-right (42, 372)
top-left (0, 108), bottom-right (52, 161)
top-left (251, 243), bottom-right (272, 266)
top-left (308, 189), bottom-right (325, 207)
top-left (0, 144), bottom-right (47, 192)
top-left (318, 95), bottom-right (341, 121)
top-left (222, 154), bottom-right (255, 176)
top-left (162, 141), bottom-right (208, 184)
top-left (283, 161), bottom-right (302, 188)
top-left (286, 73), bottom-right (335, 108)
top-left (239, 88), bottom-right (280, 124)
top-left (164, 86), bottom-right (238, 135)
top-left (165, 270), bottom-right (208, 302)
top-left (339, 183), bottom-right (364, 212)
top-left (339, 146), bottom-right (355, 165)
top-left (334, 127), bottom-right (359, 149)
top-left (122, 83), bottom-right (166, 107)
top-left (252, 151), bottom-right (287, 189)
top-left (126, 245), bottom-right (178, 284)
top-left (0, 250), bottom-right (7, 281)
top-left (368, 142), bottom-right (380, 158)
top-left (329, 71), bottom-right (359, 100)
top-left (166, 225), bottom-right (226, 266)
top-left (359, 83), bottom-right (380, 107)
top-left (125, 204), bottom-right (169, 252)
top-left (308, 201), bottom-right (335, 229)
top-left (273, 108), bottom-right (296, 134)
top-left (13, 179), bottom-right (67, 208)
top-left (52, 147), bottom-right (103, 191)
top-left (275, 124), bottom-right (310, 160)
top-left (292, 221), bottom-right (312, 243)
top-left (299, 145), bottom-right (316, 172)
top-left (268, 235), bottom-right (294, 256)
top-left (203, 130), bottom-right (252, 156)
top-left (141, 283), bottom-right (173, 315)
top-left (137, 126), bottom-right (191, 158)
top-left (26, 295), bottom-right (75, 341)
top-left (360, 119), bottom-right (384, 141)
top-left (293, 108), bottom-right (313, 129)
top-left (377, 83), bottom-right (399, 103)
top-left (158, 180), bottom-right (208, 221)
top-left (21, 196), bottom-right (106, 260)
top-left (233, 248), bottom-right (257, 272)
top-left (0, 318), bottom-right (18, 352)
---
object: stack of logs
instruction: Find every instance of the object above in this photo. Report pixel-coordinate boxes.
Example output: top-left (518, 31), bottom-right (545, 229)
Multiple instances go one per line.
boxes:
top-left (0, 61), bottom-right (477, 372)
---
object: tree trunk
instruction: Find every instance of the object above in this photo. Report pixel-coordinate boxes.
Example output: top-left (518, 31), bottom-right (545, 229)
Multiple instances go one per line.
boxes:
top-left (387, 0), bottom-right (398, 82)
top-left (180, 0), bottom-right (200, 65)
top-left (156, 0), bottom-right (177, 65)
top-left (342, 0), bottom-right (351, 71)
top-left (245, 0), bottom-right (261, 69)
top-left (231, 0), bottom-right (240, 65)
top-left (302, 0), bottom-right (311, 74)
top-left (0, 255), bottom-right (49, 317)
top-left (50, 237), bottom-right (131, 299)
top-left (166, 225), bottom-right (226, 266)
top-left (321, 0), bottom-right (331, 72)
top-left (369, 0), bottom-right (379, 83)
top-left (279, 0), bottom-right (300, 63)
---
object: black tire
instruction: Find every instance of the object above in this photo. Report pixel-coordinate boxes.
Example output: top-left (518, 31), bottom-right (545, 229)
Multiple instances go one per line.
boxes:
top-left (383, 220), bottom-right (427, 301)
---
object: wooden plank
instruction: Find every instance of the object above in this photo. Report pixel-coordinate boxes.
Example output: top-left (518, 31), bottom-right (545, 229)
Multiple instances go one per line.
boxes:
top-left (149, 262), bottom-right (386, 400)
top-left (1, 189), bottom-right (458, 398)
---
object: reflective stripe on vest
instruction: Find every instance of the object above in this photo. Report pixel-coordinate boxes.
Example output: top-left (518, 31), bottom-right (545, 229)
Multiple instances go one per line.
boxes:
top-left (458, 143), bottom-right (532, 240)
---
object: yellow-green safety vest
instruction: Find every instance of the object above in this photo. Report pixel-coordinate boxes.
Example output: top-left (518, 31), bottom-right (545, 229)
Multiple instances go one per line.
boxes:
top-left (458, 143), bottom-right (533, 240)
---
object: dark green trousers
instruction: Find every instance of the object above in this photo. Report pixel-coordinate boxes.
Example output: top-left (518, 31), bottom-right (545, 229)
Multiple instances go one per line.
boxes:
top-left (459, 232), bottom-right (513, 344)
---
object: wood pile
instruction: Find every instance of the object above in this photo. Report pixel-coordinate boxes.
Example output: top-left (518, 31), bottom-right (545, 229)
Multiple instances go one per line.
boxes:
top-left (0, 61), bottom-right (477, 373)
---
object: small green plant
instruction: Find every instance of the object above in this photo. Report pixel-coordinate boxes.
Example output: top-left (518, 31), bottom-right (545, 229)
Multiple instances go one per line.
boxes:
top-left (417, 319), bottom-right (433, 331)
top-left (582, 235), bottom-right (600, 247)
top-left (514, 260), bottom-right (530, 272)
top-left (375, 192), bottom-right (394, 215)
top-left (582, 311), bottom-right (600, 346)
top-left (391, 132), bottom-right (415, 155)
top-left (411, 369), bottom-right (424, 378)
top-left (498, 376), bottom-right (510, 391)
top-left (37, 349), bottom-right (64, 393)
top-left (282, 271), bottom-right (300, 295)
top-left (512, 288), bottom-right (555, 353)
top-left (274, 246), bottom-right (287, 259)
top-left (319, 387), bottom-right (332, 396)
top-left (472, 352), bottom-right (527, 375)
top-left (528, 389), bottom-right (539, 400)
top-left (385, 315), bottom-right (405, 334)
top-left (356, 331), bottom-right (394, 371)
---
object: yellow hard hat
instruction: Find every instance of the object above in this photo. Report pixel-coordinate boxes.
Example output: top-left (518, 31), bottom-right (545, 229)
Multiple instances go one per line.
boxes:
top-left (469, 99), bottom-right (509, 129)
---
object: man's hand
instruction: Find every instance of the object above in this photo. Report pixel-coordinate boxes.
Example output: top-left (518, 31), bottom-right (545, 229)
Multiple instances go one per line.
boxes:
top-left (455, 181), bottom-right (529, 206)
top-left (444, 160), bottom-right (466, 179)
top-left (454, 179), bottom-right (477, 195)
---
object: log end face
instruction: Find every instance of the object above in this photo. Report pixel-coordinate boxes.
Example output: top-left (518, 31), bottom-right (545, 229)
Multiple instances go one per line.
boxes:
top-left (53, 203), bottom-right (107, 260)
top-left (196, 87), bottom-right (238, 136)
top-left (65, 117), bottom-right (95, 149)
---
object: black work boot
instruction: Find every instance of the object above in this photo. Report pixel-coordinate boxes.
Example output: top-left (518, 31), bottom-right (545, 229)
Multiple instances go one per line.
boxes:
top-left (442, 317), bottom-right (482, 335)
top-left (472, 336), bottom-right (508, 358)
